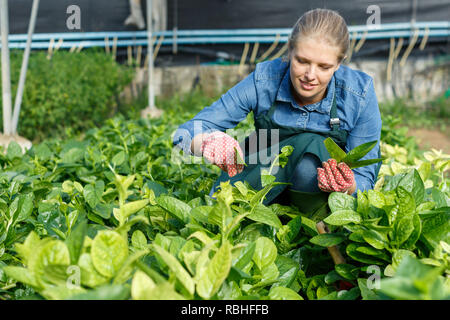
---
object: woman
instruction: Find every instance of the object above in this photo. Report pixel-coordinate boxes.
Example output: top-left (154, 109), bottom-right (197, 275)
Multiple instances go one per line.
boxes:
top-left (173, 9), bottom-right (382, 213)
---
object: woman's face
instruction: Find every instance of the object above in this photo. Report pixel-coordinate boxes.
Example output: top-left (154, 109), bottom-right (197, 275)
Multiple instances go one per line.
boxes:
top-left (289, 36), bottom-right (342, 106)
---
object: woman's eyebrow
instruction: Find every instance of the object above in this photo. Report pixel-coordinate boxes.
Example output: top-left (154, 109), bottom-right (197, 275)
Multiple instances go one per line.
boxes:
top-left (295, 55), bottom-right (333, 67)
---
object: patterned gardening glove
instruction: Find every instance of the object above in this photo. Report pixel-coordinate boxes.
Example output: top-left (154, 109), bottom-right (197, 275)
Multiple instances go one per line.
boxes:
top-left (317, 159), bottom-right (355, 193)
top-left (200, 131), bottom-right (245, 178)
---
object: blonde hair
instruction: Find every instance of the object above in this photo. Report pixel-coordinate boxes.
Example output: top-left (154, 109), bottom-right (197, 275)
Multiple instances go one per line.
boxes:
top-left (287, 9), bottom-right (349, 63)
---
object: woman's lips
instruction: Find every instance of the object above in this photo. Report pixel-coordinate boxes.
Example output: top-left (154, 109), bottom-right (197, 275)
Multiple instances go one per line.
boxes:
top-left (300, 80), bottom-right (317, 90)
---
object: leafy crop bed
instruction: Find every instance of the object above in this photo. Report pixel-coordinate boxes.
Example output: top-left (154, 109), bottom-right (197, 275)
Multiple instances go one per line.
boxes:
top-left (0, 100), bottom-right (448, 300)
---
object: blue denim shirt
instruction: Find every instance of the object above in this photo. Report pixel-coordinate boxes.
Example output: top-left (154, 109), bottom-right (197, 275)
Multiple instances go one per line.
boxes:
top-left (173, 58), bottom-right (382, 196)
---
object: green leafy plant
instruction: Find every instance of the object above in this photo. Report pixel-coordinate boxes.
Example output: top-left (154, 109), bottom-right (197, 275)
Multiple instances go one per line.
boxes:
top-left (324, 137), bottom-right (384, 169)
top-left (0, 88), bottom-right (448, 301)
top-left (0, 49), bottom-right (134, 142)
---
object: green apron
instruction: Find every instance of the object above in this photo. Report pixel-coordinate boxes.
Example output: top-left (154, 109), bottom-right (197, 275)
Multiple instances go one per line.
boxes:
top-left (210, 88), bottom-right (348, 215)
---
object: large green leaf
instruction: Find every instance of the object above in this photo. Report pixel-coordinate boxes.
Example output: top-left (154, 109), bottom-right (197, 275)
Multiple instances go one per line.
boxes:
top-left (274, 256), bottom-right (299, 288)
top-left (357, 278), bottom-right (381, 300)
top-left (247, 203), bottom-right (282, 229)
top-left (346, 158), bottom-right (384, 169)
top-left (151, 244), bottom-right (195, 296)
top-left (14, 231), bottom-right (42, 267)
top-left (7, 141), bottom-right (24, 160)
top-left (3, 266), bottom-right (39, 288)
top-left (367, 190), bottom-right (386, 209)
top-left (70, 284), bottom-right (130, 300)
top-left (397, 169), bottom-right (425, 206)
top-left (420, 209), bottom-right (450, 249)
top-left (393, 216), bottom-right (415, 246)
top-left (395, 187), bottom-right (416, 220)
top-left (335, 263), bottom-right (359, 280)
top-left (131, 270), bottom-right (156, 300)
top-left (65, 220), bottom-right (87, 265)
top-left (402, 213), bottom-right (422, 249)
top-left (114, 199), bottom-right (149, 223)
top-left (11, 193), bottom-right (34, 224)
top-left (341, 140), bottom-right (378, 163)
top-left (41, 285), bottom-right (86, 300)
top-left (78, 253), bottom-right (109, 288)
top-left (309, 233), bottom-right (346, 247)
top-left (323, 138), bottom-right (346, 162)
top-left (232, 241), bottom-right (256, 270)
top-left (133, 280), bottom-right (185, 300)
top-left (91, 230), bottom-right (128, 278)
top-left (253, 237), bottom-right (277, 271)
top-left (197, 241), bottom-right (232, 299)
top-left (356, 190), bottom-right (370, 217)
top-left (83, 180), bottom-right (104, 208)
top-left (324, 210), bottom-right (361, 226)
top-left (33, 240), bottom-right (71, 287)
top-left (269, 286), bottom-right (303, 300)
top-left (328, 192), bottom-right (357, 212)
top-left (156, 195), bottom-right (191, 223)
top-left (131, 230), bottom-right (148, 250)
top-left (346, 243), bottom-right (385, 265)
top-left (362, 229), bottom-right (388, 250)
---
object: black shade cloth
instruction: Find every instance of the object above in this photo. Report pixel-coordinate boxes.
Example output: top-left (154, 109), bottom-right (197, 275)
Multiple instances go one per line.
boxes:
top-left (9, 0), bottom-right (450, 33)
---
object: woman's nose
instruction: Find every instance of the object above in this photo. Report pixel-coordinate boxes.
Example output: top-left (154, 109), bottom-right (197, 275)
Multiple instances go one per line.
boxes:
top-left (305, 66), bottom-right (316, 80)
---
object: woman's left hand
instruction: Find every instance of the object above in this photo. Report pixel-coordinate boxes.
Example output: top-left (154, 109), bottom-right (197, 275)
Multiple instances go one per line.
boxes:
top-left (317, 159), bottom-right (356, 194)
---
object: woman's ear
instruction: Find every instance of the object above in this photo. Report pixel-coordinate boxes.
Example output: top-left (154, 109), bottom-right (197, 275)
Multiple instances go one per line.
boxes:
top-left (335, 56), bottom-right (346, 71)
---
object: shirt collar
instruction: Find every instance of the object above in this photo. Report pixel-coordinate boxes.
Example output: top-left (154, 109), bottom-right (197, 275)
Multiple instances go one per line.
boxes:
top-left (276, 65), bottom-right (336, 115)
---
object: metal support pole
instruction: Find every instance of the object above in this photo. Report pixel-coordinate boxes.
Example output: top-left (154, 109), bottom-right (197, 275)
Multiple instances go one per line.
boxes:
top-left (1, 0), bottom-right (12, 135)
top-left (172, 0), bottom-right (178, 54)
top-left (12, 0), bottom-right (39, 134)
top-left (146, 0), bottom-right (154, 109)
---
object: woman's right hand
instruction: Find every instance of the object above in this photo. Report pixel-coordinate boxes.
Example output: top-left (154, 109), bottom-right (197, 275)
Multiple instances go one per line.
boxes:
top-left (199, 131), bottom-right (245, 177)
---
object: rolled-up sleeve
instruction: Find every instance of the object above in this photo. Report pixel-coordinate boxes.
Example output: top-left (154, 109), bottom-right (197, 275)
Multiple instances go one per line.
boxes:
top-left (173, 72), bottom-right (258, 155)
top-left (346, 79), bottom-right (382, 196)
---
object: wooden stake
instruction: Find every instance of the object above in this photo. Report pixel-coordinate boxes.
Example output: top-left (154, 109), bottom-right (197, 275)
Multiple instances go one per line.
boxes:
top-left (250, 42), bottom-right (259, 64)
top-left (354, 31), bottom-right (368, 53)
top-left (238, 42), bottom-right (250, 76)
top-left (153, 35), bottom-right (164, 61)
top-left (112, 36), bottom-right (118, 60)
top-left (136, 45), bottom-right (142, 67)
top-left (399, 29), bottom-right (419, 67)
top-left (419, 27), bottom-right (429, 51)
top-left (346, 32), bottom-right (357, 63)
top-left (258, 34), bottom-right (280, 61)
top-left (386, 37), bottom-right (395, 82)
top-left (105, 37), bottom-right (110, 55)
top-left (69, 44), bottom-right (77, 53)
top-left (127, 45), bottom-right (132, 66)
top-left (270, 43), bottom-right (288, 60)
top-left (393, 38), bottom-right (404, 60)
top-left (46, 38), bottom-right (54, 60)
top-left (54, 38), bottom-right (63, 52)
top-left (76, 43), bottom-right (84, 53)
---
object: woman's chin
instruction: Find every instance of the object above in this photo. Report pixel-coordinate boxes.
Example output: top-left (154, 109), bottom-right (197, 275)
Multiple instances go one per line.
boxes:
top-left (294, 88), bottom-right (317, 103)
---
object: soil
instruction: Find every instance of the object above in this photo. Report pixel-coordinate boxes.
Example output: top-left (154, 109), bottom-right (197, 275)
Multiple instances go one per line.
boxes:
top-left (407, 127), bottom-right (450, 154)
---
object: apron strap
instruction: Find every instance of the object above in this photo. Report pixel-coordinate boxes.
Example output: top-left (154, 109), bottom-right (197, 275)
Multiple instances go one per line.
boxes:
top-left (329, 92), bottom-right (340, 131)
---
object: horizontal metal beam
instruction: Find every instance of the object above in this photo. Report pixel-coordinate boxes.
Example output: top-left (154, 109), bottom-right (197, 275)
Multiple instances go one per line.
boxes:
top-left (6, 21), bottom-right (449, 43)
top-left (3, 29), bottom-right (448, 49)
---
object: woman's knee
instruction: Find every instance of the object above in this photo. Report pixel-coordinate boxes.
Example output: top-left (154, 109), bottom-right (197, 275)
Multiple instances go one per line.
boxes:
top-left (290, 153), bottom-right (321, 192)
